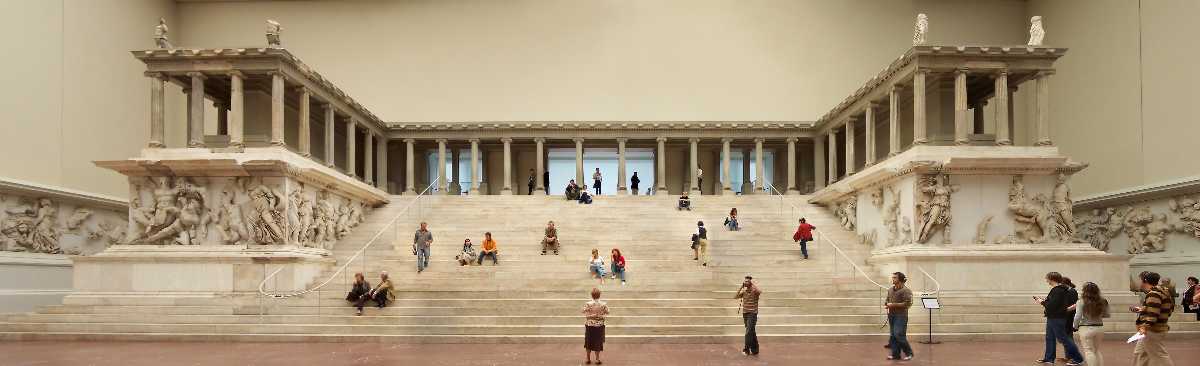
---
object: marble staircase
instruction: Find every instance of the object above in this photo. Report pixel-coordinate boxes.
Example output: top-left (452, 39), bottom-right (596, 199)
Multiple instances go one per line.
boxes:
top-left (1, 194), bottom-right (1194, 342)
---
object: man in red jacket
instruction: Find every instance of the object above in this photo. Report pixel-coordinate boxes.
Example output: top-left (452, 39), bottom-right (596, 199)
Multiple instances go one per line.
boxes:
top-left (792, 218), bottom-right (815, 260)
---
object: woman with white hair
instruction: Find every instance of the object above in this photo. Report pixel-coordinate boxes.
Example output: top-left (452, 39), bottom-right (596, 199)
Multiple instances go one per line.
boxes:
top-left (582, 287), bottom-right (609, 364)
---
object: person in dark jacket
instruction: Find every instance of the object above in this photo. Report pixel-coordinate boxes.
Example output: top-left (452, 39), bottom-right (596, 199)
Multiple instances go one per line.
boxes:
top-left (630, 172), bottom-right (640, 195)
top-left (1183, 276), bottom-right (1199, 321)
top-left (1034, 272), bottom-right (1083, 365)
top-left (346, 272), bottom-right (371, 316)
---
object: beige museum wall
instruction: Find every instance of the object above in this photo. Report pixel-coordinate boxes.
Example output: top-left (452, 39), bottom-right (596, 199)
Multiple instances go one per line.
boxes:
top-left (0, 0), bottom-right (183, 198)
top-left (1029, 0), bottom-right (1200, 196)
top-left (174, 0), bottom-right (1027, 122)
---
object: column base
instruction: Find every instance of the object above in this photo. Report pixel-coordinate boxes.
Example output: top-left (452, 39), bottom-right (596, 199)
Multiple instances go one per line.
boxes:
top-left (405, 189), bottom-right (416, 195)
top-left (500, 188), bottom-right (513, 195)
top-left (786, 188), bottom-right (800, 195)
top-left (617, 186), bottom-right (628, 195)
top-left (536, 188), bottom-right (547, 196)
top-left (449, 183), bottom-right (462, 195)
top-left (722, 188), bottom-right (734, 196)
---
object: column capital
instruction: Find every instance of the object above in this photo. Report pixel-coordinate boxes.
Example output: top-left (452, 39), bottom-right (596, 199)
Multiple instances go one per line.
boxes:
top-left (404, 138), bottom-right (416, 144)
top-left (573, 137), bottom-right (585, 143)
top-left (785, 137), bottom-right (798, 143)
top-left (615, 137), bottom-right (628, 143)
top-left (469, 138), bottom-right (481, 144)
top-left (866, 101), bottom-right (878, 109)
top-left (436, 138), bottom-right (448, 144)
top-left (847, 116), bottom-right (859, 124)
top-left (720, 137), bottom-right (733, 143)
top-left (185, 71), bottom-right (207, 80)
top-left (754, 137), bottom-right (765, 144)
top-left (994, 68), bottom-right (1009, 77)
top-left (500, 137), bottom-right (513, 143)
top-left (915, 67), bottom-right (931, 75)
top-left (292, 85), bottom-right (308, 94)
top-left (226, 70), bottom-right (246, 79)
top-left (889, 83), bottom-right (900, 93)
top-left (212, 101), bottom-right (227, 109)
top-left (347, 117), bottom-right (357, 126)
top-left (688, 137), bottom-right (700, 143)
top-left (267, 70), bottom-right (285, 77)
top-left (532, 137), bottom-right (545, 143)
top-left (955, 66), bottom-right (969, 74)
top-left (144, 71), bottom-right (167, 80)
top-left (1037, 70), bottom-right (1056, 77)
top-left (656, 137), bottom-right (667, 143)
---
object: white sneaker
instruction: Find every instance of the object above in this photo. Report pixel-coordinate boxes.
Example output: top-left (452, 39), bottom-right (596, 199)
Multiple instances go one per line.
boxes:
top-left (621, 281), bottom-right (626, 286)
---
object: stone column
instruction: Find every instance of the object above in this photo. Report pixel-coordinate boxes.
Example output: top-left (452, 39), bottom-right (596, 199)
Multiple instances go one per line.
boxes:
top-left (827, 133), bottom-right (837, 184)
top-left (269, 72), bottom-right (285, 147)
top-left (754, 138), bottom-right (765, 194)
top-left (364, 129), bottom-right (374, 185)
top-left (888, 85), bottom-right (899, 156)
top-left (228, 71), bottom-right (245, 148)
top-left (323, 105), bottom-right (335, 167)
top-left (845, 119), bottom-right (856, 176)
top-left (501, 137), bottom-right (513, 195)
top-left (574, 138), bottom-right (585, 185)
top-left (297, 87), bottom-right (311, 156)
top-left (405, 138), bottom-right (416, 194)
top-left (688, 138), bottom-right (699, 194)
top-left (1035, 71), bottom-right (1054, 146)
top-left (437, 139), bottom-right (448, 194)
top-left (814, 134), bottom-right (826, 190)
top-left (147, 72), bottom-right (166, 148)
top-left (721, 138), bottom-right (733, 195)
top-left (865, 103), bottom-right (876, 165)
top-left (656, 137), bottom-right (667, 194)
top-left (450, 146), bottom-right (461, 194)
top-left (741, 148), bottom-right (752, 194)
top-left (187, 72), bottom-right (206, 147)
top-left (377, 136), bottom-right (388, 191)
top-left (215, 102), bottom-right (227, 136)
top-left (786, 137), bottom-right (798, 194)
top-left (534, 138), bottom-right (546, 195)
top-left (913, 69), bottom-right (928, 145)
top-left (469, 139), bottom-right (480, 194)
top-left (616, 138), bottom-right (628, 195)
top-left (346, 119), bottom-right (357, 178)
top-left (954, 67), bottom-right (970, 145)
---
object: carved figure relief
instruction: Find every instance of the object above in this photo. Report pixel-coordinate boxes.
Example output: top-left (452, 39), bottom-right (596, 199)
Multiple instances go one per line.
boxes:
top-left (1074, 207), bottom-right (1123, 251)
top-left (91, 221), bottom-right (127, 246)
top-left (998, 175), bottom-right (1053, 244)
top-left (1027, 16), bottom-right (1045, 46)
top-left (248, 183), bottom-right (287, 245)
top-left (289, 184), bottom-right (315, 246)
top-left (1049, 173), bottom-right (1076, 241)
top-left (313, 190), bottom-right (337, 246)
top-left (1168, 196), bottom-right (1200, 239)
top-left (1, 198), bottom-right (62, 254)
top-left (215, 187), bottom-right (248, 245)
top-left (1121, 207), bottom-right (1170, 254)
top-left (130, 177), bottom-right (210, 245)
top-left (975, 215), bottom-right (993, 245)
top-left (881, 186), bottom-right (902, 246)
top-left (835, 198), bottom-right (857, 231)
top-left (913, 13), bottom-right (928, 45)
top-left (915, 174), bottom-right (957, 244)
top-left (266, 20), bottom-right (282, 47)
top-left (66, 208), bottom-right (92, 232)
top-left (154, 18), bottom-right (172, 49)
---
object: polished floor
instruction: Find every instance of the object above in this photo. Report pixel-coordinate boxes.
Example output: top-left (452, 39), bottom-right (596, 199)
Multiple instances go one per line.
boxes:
top-left (2, 339), bottom-right (1199, 365)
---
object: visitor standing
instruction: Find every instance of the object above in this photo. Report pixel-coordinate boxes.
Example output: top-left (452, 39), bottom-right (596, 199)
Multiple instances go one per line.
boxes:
top-left (695, 221), bottom-right (708, 266)
top-left (477, 232), bottom-right (499, 265)
top-left (697, 167), bottom-right (703, 193)
top-left (736, 275), bottom-right (761, 356)
top-left (346, 272), bottom-right (371, 316)
top-left (413, 222), bottom-right (433, 273)
top-left (1073, 282), bottom-right (1110, 366)
top-left (885, 272), bottom-right (914, 361)
top-left (527, 169), bottom-right (536, 195)
top-left (1034, 271), bottom-right (1084, 365)
top-left (1131, 271), bottom-right (1176, 366)
top-left (542, 221), bottom-right (560, 255)
top-left (1063, 277), bottom-right (1079, 337)
top-left (589, 249), bottom-right (606, 284)
top-left (610, 248), bottom-right (627, 285)
top-left (582, 288), bottom-right (609, 364)
top-left (725, 208), bottom-right (740, 231)
top-left (544, 170), bottom-right (550, 194)
top-left (792, 218), bottom-right (815, 259)
top-left (593, 168), bottom-right (603, 195)
top-left (1182, 276), bottom-right (1199, 321)
top-left (456, 238), bottom-right (477, 266)
top-left (630, 172), bottom-right (640, 195)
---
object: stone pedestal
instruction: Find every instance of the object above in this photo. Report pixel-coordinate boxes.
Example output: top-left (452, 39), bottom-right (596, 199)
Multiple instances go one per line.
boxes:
top-left (71, 245), bottom-right (333, 295)
top-left (867, 244), bottom-right (1131, 293)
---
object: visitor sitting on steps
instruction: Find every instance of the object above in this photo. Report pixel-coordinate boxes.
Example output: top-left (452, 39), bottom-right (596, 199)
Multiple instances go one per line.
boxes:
top-left (589, 249), bottom-right (606, 284)
top-left (565, 180), bottom-right (581, 200)
top-left (542, 221), bottom-right (560, 255)
top-left (346, 272), bottom-right (370, 316)
top-left (609, 248), bottom-right (626, 285)
top-left (677, 193), bottom-right (691, 210)
top-left (477, 232), bottom-right (499, 265)
top-left (578, 190), bottom-right (593, 204)
top-left (355, 271), bottom-right (394, 314)
top-left (456, 239), bottom-right (476, 266)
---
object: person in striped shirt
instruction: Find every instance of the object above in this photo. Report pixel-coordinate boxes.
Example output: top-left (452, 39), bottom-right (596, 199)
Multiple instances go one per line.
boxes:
top-left (1130, 271), bottom-right (1176, 366)
top-left (736, 275), bottom-right (762, 356)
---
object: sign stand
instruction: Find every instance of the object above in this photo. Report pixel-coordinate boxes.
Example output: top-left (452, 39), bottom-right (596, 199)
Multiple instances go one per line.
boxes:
top-left (917, 297), bottom-right (941, 344)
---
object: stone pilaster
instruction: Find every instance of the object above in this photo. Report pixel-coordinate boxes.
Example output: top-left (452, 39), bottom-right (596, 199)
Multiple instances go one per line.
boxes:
top-left (845, 118), bottom-right (856, 176)
top-left (786, 137), bottom-right (797, 194)
top-left (1035, 71), bottom-right (1054, 146)
top-left (688, 137), bottom-right (699, 194)
top-left (534, 138), bottom-right (546, 195)
top-left (616, 138), bottom-right (628, 195)
top-left (469, 139), bottom-right (480, 194)
top-left (574, 138), bottom-right (585, 185)
top-left (346, 119), bottom-right (357, 178)
top-left (827, 132), bottom-right (837, 184)
top-left (501, 137), bottom-right (513, 195)
top-left (721, 138), bottom-right (733, 195)
top-left (323, 104), bottom-right (335, 167)
top-left (436, 139), bottom-right (447, 194)
top-left (864, 103), bottom-right (876, 165)
top-left (377, 136), bottom-right (388, 192)
top-left (405, 138), bottom-right (416, 194)
top-left (888, 85), bottom-right (900, 156)
top-left (656, 137), bottom-right (667, 193)
top-left (754, 138), bottom-right (765, 194)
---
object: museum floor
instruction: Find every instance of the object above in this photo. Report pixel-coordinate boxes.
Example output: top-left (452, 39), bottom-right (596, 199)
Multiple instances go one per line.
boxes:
top-left (3, 339), bottom-right (1199, 365)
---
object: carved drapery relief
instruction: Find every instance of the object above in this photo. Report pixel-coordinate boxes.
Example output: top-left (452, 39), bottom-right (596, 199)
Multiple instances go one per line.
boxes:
top-left (1168, 196), bottom-right (1200, 239)
top-left (835, 198), bottom-right (857, 231)
top-left (1074, 207), bottom-right (1123, 251)
top-left (915, 174), bottom-right (956, 244)
top-left (881, 186), bottom-right (902, 247)
top-left (266, 20), bottom-right (282, 48)
top-left (975, 215), bottom-right (993, 245)
top-left (1027, 16), bottom-right (1045, 46)
top-left (248, 183), bottom-right (287, 245)
top-left (1074, 194), bottom-right (1200, 255)
top-left (913, 13), bottom-right (929, 45)
top-left (128, 177), bottom-right (211, 245)
top-left (999, 174), bottom-right (1078, 244)
top-left (153, 18), bottom-right (172, 49)
top-left (0, 194), bottom-right (124, 255)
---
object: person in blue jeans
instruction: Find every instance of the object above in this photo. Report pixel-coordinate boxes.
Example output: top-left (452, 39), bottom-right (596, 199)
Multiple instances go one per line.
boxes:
top-left (792, 218), bottom-right (815, 260)
top-left (885, 272), bottom-right (914, 361)
top-left (413, 222), bottom-right (433, 273)
top-left (1034, 272), bottom-right (1084, 366)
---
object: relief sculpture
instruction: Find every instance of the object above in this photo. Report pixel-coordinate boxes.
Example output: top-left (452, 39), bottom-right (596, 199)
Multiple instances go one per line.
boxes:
top-left (248, 183), bottom-right (287, 245)
top-left (916, 174), bottom-right (957, 244)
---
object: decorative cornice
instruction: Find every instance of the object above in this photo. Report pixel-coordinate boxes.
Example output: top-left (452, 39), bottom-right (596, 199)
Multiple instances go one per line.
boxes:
top-left (0, 177), bottom-right (127, 212)
top-left (1074, 175), bottom-right (1200, 211)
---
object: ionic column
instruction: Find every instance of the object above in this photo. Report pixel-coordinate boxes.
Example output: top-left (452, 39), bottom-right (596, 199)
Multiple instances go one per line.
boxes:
top-left (865, 103), bottom-right (876, 165)
top-left (364, 129), bottom-right (374, 185)
top-left (501, 137), bottom-right (513, 195)
top-left (721, 138), bottom-right (733, 195)
top-left (954, 67), bottom-right (970, 145)
top-left (574, 138), bottom-right (585, 185)
top-left (323, 105), bottom-right (335, 167)
top-left (534, 138), bottom-right (546, 195)
top-left (269, 71), bottom-right (285, 147)
top-left (616, 138), bottom-right (628, 195)
top-left (786, 137), bottom-right (797, 194)
top-left (754, 138), bottom-right (765, 194)
top-left (228, 71), bottom-right (245, 148)
top-left (469, 139), bottom-right (481, 194)
top-left (655, 137), bottom-right (667, 193)
top-left (405, 138), bottom-right (416, 194)
top-left (814, 134), bottom-right (826, 190)
top-left (845, 119), bottom-right (856, 176)
top-left (377, 136), bottom-right (388, 191)
top-left (827, 133), bottom-right (837, 184)
top-left (147, 72), bottom-right (166, 148)
top-left (450, 146), bottom-right (460, 194)
top-left (913, 69), bottom-right (928, 145)
top-left (297, 87), bottom-right (312, 156)
top-left (436, 139), bottom-right (447, 194)
top-left (187, 72), bottom-right (206, 147)
top-left (1035, 71), bottom-right (1054, 146)
top-left (346, 119), bottom-right (357, 178)
top-left (888, 85), bottom-right (900, 156)
top-left (688, 138), bottom-right (699, 194)
top-left (742, 148), bottom-right (752, 193)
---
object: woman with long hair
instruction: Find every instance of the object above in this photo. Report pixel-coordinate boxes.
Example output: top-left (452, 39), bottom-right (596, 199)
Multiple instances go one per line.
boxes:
top-left (725, 207), bottom-right (739, 231)
top-left (1072, 282), bottom-right (1110, 366)
top-left (589, 249), bottom-right (606, 284)
top-left (345, 272), bottom-right (370, 316)
top-left (609, 249), bottom-right (627, 285)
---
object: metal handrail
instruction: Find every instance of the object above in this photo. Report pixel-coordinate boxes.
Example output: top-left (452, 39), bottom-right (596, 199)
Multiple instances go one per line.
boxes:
top-left (258, 178), bottom-right (440, 299)
top-left (916, 266), bottom-right (941, 297)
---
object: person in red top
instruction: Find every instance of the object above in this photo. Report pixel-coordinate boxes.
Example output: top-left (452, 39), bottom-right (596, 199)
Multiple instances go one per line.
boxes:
top-left (610, 248), bottom-right (627, 285)
top-left (792, 218), bottom-right (815, 260)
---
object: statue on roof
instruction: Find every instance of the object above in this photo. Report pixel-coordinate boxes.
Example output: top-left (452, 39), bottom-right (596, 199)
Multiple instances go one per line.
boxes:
top-left (154, 18), bottom-right (172, 49)
top-left (913, 13), bottom-right (928, 45)
top-left (1027, 16), bottom-right (1045, 46)
top-left (266, 19), bottom-right (282, 48)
